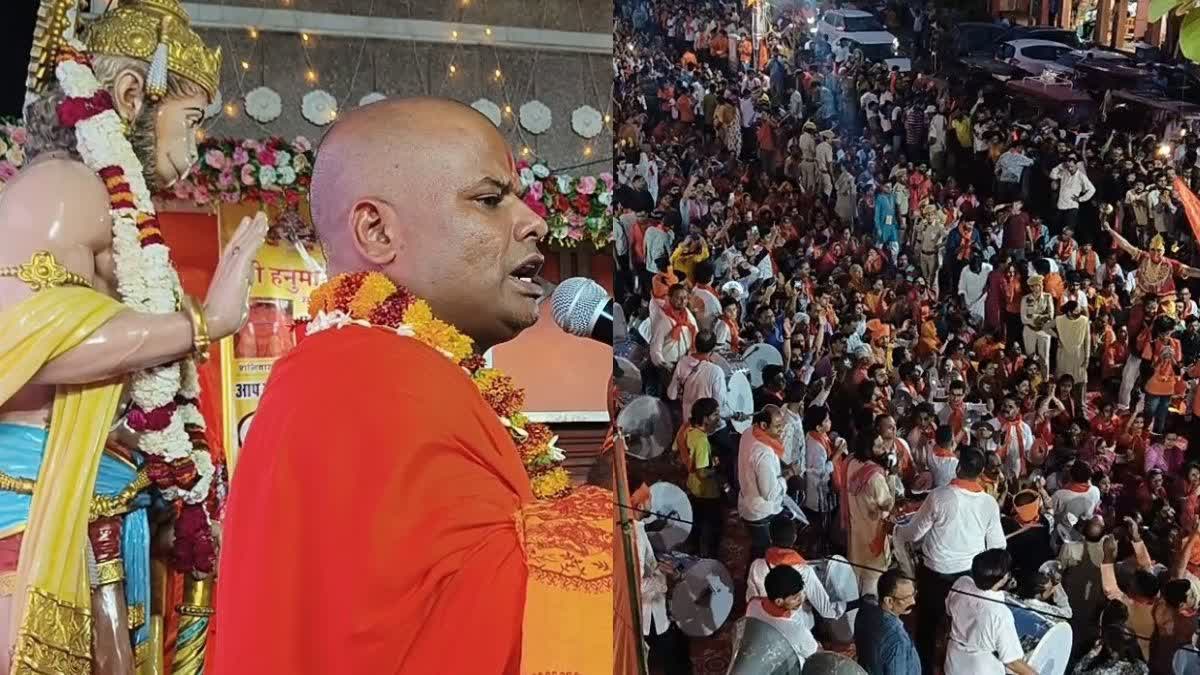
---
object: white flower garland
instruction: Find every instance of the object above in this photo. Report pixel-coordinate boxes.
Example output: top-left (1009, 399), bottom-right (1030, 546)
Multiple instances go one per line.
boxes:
top-left (56, 40), bottom-right (215, 505)
top-left (244, 86), bottom-right (282, 123)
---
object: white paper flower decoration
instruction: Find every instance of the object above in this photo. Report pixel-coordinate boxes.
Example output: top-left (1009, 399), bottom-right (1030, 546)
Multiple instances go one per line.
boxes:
top-left (359, 92), bottom-right (386, 107)
top-left (571, 105), bottom-right (604, 139)
top-left (471, 98), bottom-right (502, 127)
top-left (519, 100), bottom-right (552, 135)
top-left (244, 86), bottom-right (282, 123)
top-left (204, 90), bottom-right (222, 119)
top-left (302, 89), bottom-right (339, 126)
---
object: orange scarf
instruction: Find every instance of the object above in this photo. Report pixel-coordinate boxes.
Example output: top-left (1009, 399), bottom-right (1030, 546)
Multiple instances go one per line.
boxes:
top-left (757, 597), bottom-right (794, 619)
top-left (1057, 238), bottom-right (1076, 262)
top-left (957, 224), bottom-right (973, 260)
top-left (950, 479), bottom-right (983, 493)
top-left (932, 445), bottom-right (956, 459)
top-left (1064, 482), bottom-right (1091, 494)
top-left (999, 418), bottom-right (1026, 475)
top-left (753, 426), bottom-right (786, 460)
top-left (947, 403), bottom-right (966, 440)
top-left (1080, 251), bottom-right (1098, 277)
top-left (849, 460), bottom-right (889, 556)
top-left (765, 547), bottom-right (807, 567)
top-left (661, 303), bottom-right (696, 343)
top-left (719, 316), bottom-right (742, 353)
top-left (808, 431), bottom-right (834, 459)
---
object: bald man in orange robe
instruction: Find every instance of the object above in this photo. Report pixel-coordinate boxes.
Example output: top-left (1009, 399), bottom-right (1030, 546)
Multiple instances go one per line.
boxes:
top-left (210, 98), bottom-right (614, 674)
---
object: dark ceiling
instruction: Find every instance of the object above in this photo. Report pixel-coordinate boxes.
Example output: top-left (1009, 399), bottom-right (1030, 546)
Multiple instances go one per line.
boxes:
top-left (0, 1), bottom-right (41, 120)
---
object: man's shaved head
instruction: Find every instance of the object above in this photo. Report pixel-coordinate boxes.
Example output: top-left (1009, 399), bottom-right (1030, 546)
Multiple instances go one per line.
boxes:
top-left (311, 97), bottom-right (547, 351)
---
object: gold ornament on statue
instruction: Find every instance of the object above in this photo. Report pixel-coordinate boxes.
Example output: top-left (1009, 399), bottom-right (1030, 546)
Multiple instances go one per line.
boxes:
top-left (82, 0), bottom-right (222, 99)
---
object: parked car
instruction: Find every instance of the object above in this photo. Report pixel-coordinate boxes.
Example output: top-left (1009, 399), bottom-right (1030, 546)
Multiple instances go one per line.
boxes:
top-left (995, 25), bottom-right (1084, 49)
top-left (815, 9), bottom-right (910, 71)
top-left (996, 39), bottom-right (1075, 77)
top-left (947, 21), bottom-right (1008, 60)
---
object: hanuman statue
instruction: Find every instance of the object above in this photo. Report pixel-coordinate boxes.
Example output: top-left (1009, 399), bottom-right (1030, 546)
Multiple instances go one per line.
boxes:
top-left (0, 1), bottom-right (263, 672)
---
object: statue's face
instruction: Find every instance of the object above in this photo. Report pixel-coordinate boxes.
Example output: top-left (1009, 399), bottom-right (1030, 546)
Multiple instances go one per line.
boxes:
top-left (148, 92), bottom-right (208, 187)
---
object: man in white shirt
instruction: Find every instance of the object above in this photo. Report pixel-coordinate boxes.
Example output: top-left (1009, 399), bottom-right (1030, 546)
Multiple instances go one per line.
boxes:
top-left (744, 566), bottom-right (820, 669)
top-left (668, 331), bottom-right (729, 427)
top-left (746, 518), bottom-right (851, 632)
top-left (1049, 157), bottom-right (1095, 234)
top-left (989, 397), bottom-right (1034, 481)
top-left (895, 448), bottom-right (1005, 675)
top-left (649, 283), bottom-right (698, 379)
top-left (945, 549), bottom-right (1036, 675)
top-left (738, 406), bottom-right (789, 560)
top-left (689, 261), bottom-right (721, 331)
top-left (925, 425), bottom-right (959, 489)
top-left (803, 405), bottom-right (846, 530)
top-left (958, 256), bottom-right (992, 326)
top-left (927, 105), bottom-right (948, 177)
top-left (1051, 460), bottom-right (1101, 544)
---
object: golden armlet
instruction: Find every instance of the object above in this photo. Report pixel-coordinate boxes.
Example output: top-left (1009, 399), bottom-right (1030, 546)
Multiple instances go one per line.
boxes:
top-left (0, 251), bottom-right (92, 291)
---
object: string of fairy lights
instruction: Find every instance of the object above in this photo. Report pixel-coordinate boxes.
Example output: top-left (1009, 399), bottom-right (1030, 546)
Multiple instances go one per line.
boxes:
top-left (202, 0), bottom-right (612, 171)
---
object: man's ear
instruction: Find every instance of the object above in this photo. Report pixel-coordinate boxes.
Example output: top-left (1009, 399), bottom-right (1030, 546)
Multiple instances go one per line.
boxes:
top-left (349, 199), bottom-right (399, 266)
top-left (111, 68), bottom-right (148, 124)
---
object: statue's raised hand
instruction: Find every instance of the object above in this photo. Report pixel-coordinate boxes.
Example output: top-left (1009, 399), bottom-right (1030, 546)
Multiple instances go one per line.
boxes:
top-left (205, 212), bottom-right (269, 339)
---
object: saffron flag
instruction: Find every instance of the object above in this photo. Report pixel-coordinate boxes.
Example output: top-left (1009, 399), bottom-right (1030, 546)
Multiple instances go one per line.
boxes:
top-left (1174, 176), bottom-right (1200, 245)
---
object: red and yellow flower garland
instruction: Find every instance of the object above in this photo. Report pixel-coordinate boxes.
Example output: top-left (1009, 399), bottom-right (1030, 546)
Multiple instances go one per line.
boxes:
top-left (308, 271), bottom-right (572, 499)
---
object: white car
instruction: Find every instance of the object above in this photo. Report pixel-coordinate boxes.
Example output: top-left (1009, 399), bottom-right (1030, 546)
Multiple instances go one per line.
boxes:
top-left (995, 39), bottom-right (1075, 77)
top-left (815, 9), bottom-right (910, 71)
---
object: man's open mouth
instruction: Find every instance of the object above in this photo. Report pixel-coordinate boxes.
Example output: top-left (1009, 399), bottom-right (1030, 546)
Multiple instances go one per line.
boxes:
top-left (507, 255), bottom-right (545, 297)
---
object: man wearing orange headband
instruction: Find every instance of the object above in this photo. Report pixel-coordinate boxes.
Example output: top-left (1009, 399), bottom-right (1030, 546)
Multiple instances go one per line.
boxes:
top-left (1002, 490), bottom-right (1052, 581)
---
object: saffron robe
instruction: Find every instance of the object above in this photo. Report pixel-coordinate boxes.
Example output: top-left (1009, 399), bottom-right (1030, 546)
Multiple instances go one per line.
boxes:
top-left (210, 326), bottom-right (613, 673)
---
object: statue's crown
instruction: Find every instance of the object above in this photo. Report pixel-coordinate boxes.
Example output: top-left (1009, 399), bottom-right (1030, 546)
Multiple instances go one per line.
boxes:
top-left (83, 0), bottom-right (221, 99)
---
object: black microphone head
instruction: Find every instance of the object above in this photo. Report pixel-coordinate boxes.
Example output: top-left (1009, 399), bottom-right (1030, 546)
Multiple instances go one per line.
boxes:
top-left (550, 277), bottom-right (610, 337)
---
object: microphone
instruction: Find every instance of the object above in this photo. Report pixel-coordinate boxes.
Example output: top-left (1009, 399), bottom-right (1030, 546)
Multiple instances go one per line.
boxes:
top-left (550, 277), bottom-right (614, 345)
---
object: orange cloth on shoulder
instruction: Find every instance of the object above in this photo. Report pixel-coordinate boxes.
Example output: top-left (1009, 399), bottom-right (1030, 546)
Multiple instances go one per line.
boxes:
top-left (209, 327), bottom-right (532, 674)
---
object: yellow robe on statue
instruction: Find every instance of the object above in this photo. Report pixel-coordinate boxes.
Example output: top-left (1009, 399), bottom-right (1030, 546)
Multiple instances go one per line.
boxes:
top-left (0, 286), bottom-right (127, 673)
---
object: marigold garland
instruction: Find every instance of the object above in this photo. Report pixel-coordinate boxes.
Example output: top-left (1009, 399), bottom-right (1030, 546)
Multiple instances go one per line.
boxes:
top-left (304, 271), bottom-right (571, 499)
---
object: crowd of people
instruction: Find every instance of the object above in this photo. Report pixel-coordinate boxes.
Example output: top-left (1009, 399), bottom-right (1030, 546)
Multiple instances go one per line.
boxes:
top-left (613, 1), bottom-right (1200, 674)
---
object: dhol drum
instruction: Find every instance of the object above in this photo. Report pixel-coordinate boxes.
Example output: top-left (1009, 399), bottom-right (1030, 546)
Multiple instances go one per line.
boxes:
top-left (728, 371), bottom-right (754, 433)
top-left (742, 343), bottom-right (784, 388)
top-left (646, 482), bottom-right (693, 553)
top-left (1011, 606), bottom-right (1072, 675)
top-left (614, 339), bottom-right (648, 370)
top-left (890, 510), bottom-right (920, 579)
top-left (668, 558), bottom-right (735, 638)
top-left (812, 555), bottom-right (860, 644)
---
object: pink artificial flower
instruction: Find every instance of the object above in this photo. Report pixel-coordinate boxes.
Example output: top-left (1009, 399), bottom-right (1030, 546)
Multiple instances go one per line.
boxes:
top-left (8, 128), bottom-right (27, 146)
top-left (599, 172), bottom-right (614, 191)
top-left (576, 175), bottom-right (597, 195)
top-left (240, 164), bottom-right (256, 186)
top-left (194, 186), bottom-right (211, 203)
top-left (0, 160), bottom-right (16, 182)
top-left (568, 226), bottom-right (585, 241)
top-left (232, 147), bottom-right (250, 165)
top-left (172, 182), bottom-right (191, 199)
top-left (529, 181), bottom-right (544, 200)
top-left (293, 136), bottom-right (313, 152)
top-left (204, 148), bottom-right (226, 170)
top-left (217, 169), bottom-right (235, 188)
top-left (516, 159), bottom-right (531, 171)
top-left (220, 191), bottom-right (240, 203)
top-left (256, 147), bottom-right (277, 167)
top-left (241, 139), bottom-right (261, 151)
top-left (523, 191), bottom-right (548, 218)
